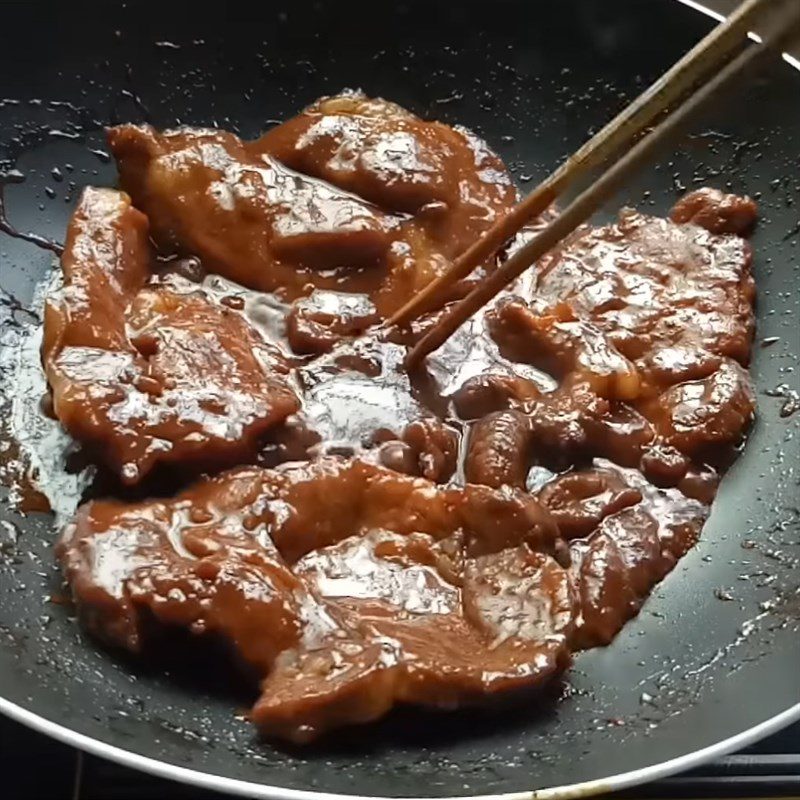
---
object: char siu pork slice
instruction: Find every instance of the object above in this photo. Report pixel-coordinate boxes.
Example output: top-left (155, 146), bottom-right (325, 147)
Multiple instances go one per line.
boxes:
top-left (58, 458), bottom-right (572, 742)
top-left (42, 187), bottom-right (298, 484)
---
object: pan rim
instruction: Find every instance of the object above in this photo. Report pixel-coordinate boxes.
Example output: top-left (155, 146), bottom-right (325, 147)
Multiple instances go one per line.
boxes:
top-left (1, 2), bottom-right (798, 799)
top-left (677, 0), bottom-right (800, 69)
top-left (2, 696), bottom-right (799, 800)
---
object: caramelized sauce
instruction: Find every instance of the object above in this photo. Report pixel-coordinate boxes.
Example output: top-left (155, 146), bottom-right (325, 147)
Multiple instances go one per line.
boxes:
top-left (0, 92), bottom-right (762, 743)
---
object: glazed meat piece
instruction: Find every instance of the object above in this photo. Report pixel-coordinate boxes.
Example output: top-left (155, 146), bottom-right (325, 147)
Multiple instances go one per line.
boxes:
top-left (48, 285), bottom-right (299, 484)
top-left (376, 418), bottom-right (459, 483)
top-left (456, 482), bottom-right (562, 559)
top-left (465, 410), bottom-right (531, 488)
top-left (538, 468), bottom-right (643, 540)
top-left (482, 202), bottom-right (758, 469)
top-left (260, 453), bottom-right (560, 568)
top-left (59, 458), bottom-right (570, 742)
top-left (571, 493), bottom-right (706, 647)
top-left (260, 533), bottom-right (576, 741)
top-left (258, 531), bottom-right (574, 741)
top-left (639, 443), bottom-right (690, 487)
top-left (124, 282), bottom-right (298, 468)
top-left (539, 459), bottom-right (709, 647)
top-left (569, 506), bottom-right (674, 648)
top-left (526, 379), bottom-right (610, 469)
top-left (492, 384), bottom-right (658, 473)
top-left (609, 461), bottom-right (710, 559)
top-left (108, 124), bottom-right (402, 294)
top-left (42, 187), bottom-right (150, 356)
top-left (488, 298), bottom-right (640, 400)
top-left (286, 290), bottom-right (380, 355)
top-left (42, 188), bottom-right (298, 483)
top-left (533, 205), bottom-right (756, 377)
top-left (255, 458), bottom-right (455, 562)
top-left (257, 91), bottom-right (518, 255)
top-left (402, 419), bottom-right (459, 483)
top-left (451, 372), bottom-right (542, 419)
top-left (57, 467), bottom-right (311, 665)
top-left (252, 458), bottom-right (560, 563)
top-left (583, 404), bottom-right (656, 469)
top-left (258, 93), bottom-right (467, 213)
top-left (670, 187), bottom-right (757, 236)
top-left (638, 358), bottom-right (755, 456)
top-left (108, 102), bottom-right (517, 320)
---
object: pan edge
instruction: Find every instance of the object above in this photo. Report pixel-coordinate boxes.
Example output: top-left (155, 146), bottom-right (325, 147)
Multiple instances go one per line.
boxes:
top-left (2, 690), bottom-right (800, 800)
top-left (1, 2), bottom-right (798, 799)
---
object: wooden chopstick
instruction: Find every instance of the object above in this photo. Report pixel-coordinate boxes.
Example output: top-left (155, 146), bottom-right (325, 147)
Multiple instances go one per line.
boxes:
top-left (389, 0), bottom-right (780, 330)
top-left (404, 2), bottom-right (800, 369)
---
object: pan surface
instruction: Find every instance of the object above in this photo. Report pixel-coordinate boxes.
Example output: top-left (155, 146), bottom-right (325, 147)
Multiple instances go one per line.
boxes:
top-left (0, 1), bottom-right (798, 798)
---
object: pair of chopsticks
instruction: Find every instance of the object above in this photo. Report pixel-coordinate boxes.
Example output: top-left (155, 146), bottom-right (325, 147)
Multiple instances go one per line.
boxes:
top-left (394, 0), bottom-right (800, 369)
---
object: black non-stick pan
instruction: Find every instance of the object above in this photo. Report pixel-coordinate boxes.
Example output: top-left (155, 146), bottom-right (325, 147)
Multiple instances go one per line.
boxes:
top-left (0, 1), bottom-right (798, 797)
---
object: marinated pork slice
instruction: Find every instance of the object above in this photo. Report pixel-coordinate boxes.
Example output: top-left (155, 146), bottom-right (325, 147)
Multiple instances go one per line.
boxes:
top-left (537, 468), bottom-right (643, 540)
top-left (583, 403), bottom-right (657, 469)
top-left (243, 458), bottom-right (561, 563)
top-left (257, 93), bottom-right (467, 213)
top-left (638, 357), bottom-right (755, 457)
top-left (540, 460), bottom-right (709, 561)
top-left (465, 410), bottom-right (531, 489)
top-left (516, 383), bottom-right (661, 474)
top-left (286, 290), bottom-right (380, 355)
top-left (569, 506), bottom-right (673, 648)
top-left (57, 467), bottom-right (311, 665)
top-left (670, 187), bottom-right (757, 236)
top-left (533, 204), bottom-right (756, 376)
top-left (375, 418), bottom-right (459, 483)
top-left (42, 188), bottom-right (298, 484)
top-left (615, 460), bottom-right (711, 559)
top-left (525, 379), bottom-right (610, 469)
top-left (107, 124), bottom-right (402, 294)
top-left (268, 463), bottom-right (569, 736)
top-left (538, 459), bottom-right (709, 647)
top-left (486, 200), bottom-right (757, 465)
top-left (59, 459), bottom-right (571, 742)
top-left (256, 91), bottom-right (518, 256)
top-left (42, 187), bottom-right (150, 356)
top-left (451, 372), bottom-right (542, 420)
top-left (488, 298), bottom-right (641, 400)
top-left (256, 530), bottom-right (574, 742)
top-left (108, 125), bottom-right (450, 318)
top-left (108, 96), bottom-right (520, 318)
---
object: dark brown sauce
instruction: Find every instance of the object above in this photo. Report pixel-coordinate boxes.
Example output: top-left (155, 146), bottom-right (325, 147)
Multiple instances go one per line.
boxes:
top-left (0, 287), bottom-right (91, 519)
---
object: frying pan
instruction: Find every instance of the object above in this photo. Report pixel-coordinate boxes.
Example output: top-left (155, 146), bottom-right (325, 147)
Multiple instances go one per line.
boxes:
top-left (0, 1), bottom-right (798, 797)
